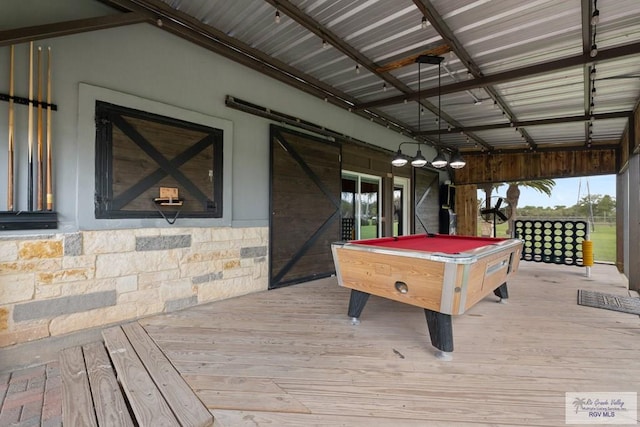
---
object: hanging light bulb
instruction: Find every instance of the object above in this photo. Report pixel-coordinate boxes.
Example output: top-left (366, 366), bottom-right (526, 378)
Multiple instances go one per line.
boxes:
top-left (411, 149), bottom-right (428, 167)
top-left (421, 16), bottom-right (427, 29)
top-left (322, 40), bottom-right (328, 49)
top-left (382, 82), bottom-right (387, 92)
top-left (431, 151), bottom-right (448, 168)
top-left (275, 10), bottom-right (281, 24)
top-left (590, 43), bottom-right (598, 57)
top-left (392, 148), bottom-right (408, 167)
top-left (449, 151), bottom-right (466, 169)
top-left (591, 0), bottom-right (600, 26)
top-left (355, 64), bottom-right (360, 74)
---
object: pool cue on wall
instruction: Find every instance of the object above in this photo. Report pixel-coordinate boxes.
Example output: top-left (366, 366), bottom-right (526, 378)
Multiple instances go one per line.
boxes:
top-left (27, 41), bottom-right (34, 211)
top-left (36, 46), bottom-right (43, 211)
top-left (7, 45), bottom-right (15, 211)
top-left (46, 47), bottom-right (53, 211)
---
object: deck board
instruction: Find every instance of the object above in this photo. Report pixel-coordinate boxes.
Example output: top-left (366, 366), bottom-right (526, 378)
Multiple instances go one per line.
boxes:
top-left (83, 341), bottom-right (135, 427)
top-left (120, 323), bottom-right (213, 427)
top-left (102, 326), bottom-right (179, 426)
top-left (136, 263), bottom-right (639, 426)
top-left (59, 346), bottom-right (98, 427)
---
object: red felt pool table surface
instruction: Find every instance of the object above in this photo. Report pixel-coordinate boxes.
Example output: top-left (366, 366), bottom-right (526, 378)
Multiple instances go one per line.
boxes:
top-left (352, 234), bottom-right (507, 254)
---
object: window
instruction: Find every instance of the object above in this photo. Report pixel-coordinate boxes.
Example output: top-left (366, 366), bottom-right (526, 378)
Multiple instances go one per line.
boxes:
top-left (94, 101), bottom-right (223, 219)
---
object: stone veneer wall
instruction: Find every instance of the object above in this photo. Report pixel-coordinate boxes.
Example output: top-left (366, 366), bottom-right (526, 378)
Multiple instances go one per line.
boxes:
top-left (0, 226), bottom-right (268, 348)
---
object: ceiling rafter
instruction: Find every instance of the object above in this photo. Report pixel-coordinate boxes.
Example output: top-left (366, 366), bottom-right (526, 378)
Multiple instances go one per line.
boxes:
top-left (462, 143), bottom-right (618, 156)
top-left (0, 13), bottom-right (147, 46)
top-left (354, 41), bottom-right (640, 111)
top-left (415, 111), bottom-right (631, 135)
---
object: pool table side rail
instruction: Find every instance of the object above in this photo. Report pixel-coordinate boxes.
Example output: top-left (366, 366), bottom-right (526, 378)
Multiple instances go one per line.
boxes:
top-left (334, 238), bottom-right (523, 264)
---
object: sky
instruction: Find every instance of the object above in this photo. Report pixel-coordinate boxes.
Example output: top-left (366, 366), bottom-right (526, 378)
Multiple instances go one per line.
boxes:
top-left (481, 175), bottom-right (616, 208)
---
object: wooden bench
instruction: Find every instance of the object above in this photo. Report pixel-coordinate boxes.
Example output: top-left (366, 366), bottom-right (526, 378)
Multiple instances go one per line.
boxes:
top-left (59, 322), bottom-right (213, 426)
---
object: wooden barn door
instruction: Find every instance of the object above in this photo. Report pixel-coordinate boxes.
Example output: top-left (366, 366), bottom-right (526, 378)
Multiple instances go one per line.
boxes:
top-left (414, 168), bottom-right (440, 235)
top-left (269, 125), bottom-right (342, 289)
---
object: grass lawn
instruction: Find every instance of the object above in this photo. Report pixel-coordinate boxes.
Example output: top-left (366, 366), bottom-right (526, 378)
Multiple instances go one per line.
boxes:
top-left (588, 223), bottom-right (616, 263)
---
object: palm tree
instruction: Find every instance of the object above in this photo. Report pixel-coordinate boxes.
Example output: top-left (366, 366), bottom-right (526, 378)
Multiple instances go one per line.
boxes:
top-left (505, 179), bottom-right (555, 235)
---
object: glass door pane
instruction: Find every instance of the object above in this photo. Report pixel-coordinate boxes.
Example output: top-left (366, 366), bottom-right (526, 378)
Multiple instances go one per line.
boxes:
top-left (341, 176), bottom-right (356, 240)
top-left (359, 177), bottom-right (379, 239)
top-left (393, 177), bottom-right (410, 237)
top-left (341, 172), bottom-right (381, 240)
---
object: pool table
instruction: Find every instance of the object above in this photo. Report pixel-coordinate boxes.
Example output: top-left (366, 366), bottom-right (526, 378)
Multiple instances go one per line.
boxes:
top-left (331, 233), bottom-right (523, 360)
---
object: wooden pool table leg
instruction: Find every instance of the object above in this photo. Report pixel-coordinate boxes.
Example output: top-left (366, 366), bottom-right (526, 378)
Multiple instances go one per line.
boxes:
top-left (424, 309), bottom-right (454, 361)
top-left (493, 282), bottom-right (509, 303)
top-left (347, 289), bottom-right (370, 325)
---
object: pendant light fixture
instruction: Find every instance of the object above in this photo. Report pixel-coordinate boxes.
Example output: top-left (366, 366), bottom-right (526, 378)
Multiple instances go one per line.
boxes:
top-left (449, 150), bottom-right (466, 169)
top-left (391, 54), bottom-right (462, 169)
top-left (430, 53), bottom-right (447, 169)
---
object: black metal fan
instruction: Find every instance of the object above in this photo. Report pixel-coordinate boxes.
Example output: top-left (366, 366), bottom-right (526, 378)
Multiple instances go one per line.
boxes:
top-left (479, 197), bottom-right (510, 237)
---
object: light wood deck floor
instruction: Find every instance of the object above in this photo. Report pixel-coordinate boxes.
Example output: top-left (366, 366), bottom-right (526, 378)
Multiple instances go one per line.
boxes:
top-left (137, 262), bottom-right (640, 426)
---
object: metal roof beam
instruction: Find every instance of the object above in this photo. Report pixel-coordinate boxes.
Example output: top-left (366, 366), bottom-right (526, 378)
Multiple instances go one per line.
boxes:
top-left (461, 143), bottom-right (618, 156)
top-left (355, 41), bottom-right (640, 110)
top-left (415, 111), bottom-right (631, 135)
top-left (0, 13), bottom-right (146, 46)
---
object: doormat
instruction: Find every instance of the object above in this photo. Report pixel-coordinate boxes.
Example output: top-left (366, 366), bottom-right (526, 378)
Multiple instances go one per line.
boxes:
top-left (577, 289), bottom-right (640, 315)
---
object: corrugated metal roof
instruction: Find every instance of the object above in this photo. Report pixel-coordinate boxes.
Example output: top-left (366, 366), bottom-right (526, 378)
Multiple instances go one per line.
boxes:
top-left (141, 0), bottom-right (640, 155)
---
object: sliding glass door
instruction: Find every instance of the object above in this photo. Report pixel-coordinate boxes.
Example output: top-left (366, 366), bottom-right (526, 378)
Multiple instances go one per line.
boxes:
top-left (393, 177), bottom-right (410, 236)
top-left (341, 172), bottom-right (381, 240)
